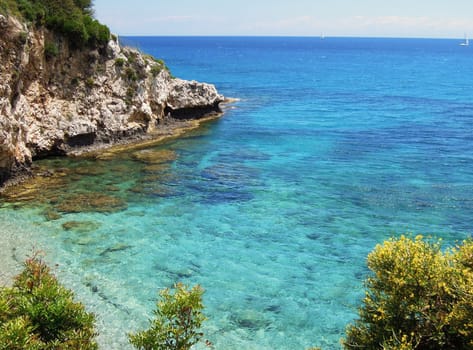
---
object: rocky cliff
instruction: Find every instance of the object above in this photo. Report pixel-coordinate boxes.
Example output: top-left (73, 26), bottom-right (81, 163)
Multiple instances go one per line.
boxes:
top-left (0, 14), bottom-right (224, 187)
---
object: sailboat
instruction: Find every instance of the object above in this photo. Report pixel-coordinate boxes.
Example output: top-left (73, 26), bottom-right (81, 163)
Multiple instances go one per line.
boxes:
top-left (460, 34), bottom-right (469, 46)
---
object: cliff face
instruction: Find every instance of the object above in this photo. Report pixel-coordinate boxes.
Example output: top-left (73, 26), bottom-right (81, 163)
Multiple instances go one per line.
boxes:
top-left (0, 14), bottom-right (224, 186)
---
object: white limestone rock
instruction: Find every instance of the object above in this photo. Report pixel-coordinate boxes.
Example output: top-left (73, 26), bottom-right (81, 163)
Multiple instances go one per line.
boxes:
top-left (0, 15), bottom-right (224, 185)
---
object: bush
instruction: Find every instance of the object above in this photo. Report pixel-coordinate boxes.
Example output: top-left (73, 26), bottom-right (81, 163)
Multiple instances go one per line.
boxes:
top-left (150, 64), bottom-right (162, 77)
top-left (85, 77), bottom-right (95, 88)
top-left (115, 57), bottom-right (126, 67)
top-left (0, 0), bottom-right (19, 15)
top-left (343, 235), bottom-right (473, 350)
top-left (125, 67), bottom-right (138, 82)
top-left (128, 283), bottom-right (206, 350)
top-left (0, 255), bottom-right (98, 349)
top-left (83, 15), bottom-right (110, 46)
top-left (44, 40), bottom-right (59, 58)
top-left (3, 0), bottom-right (110, 49)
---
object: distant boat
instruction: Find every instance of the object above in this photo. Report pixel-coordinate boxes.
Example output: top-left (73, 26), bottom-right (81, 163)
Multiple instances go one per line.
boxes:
top-left (460, 34), bottom-right (469, 46)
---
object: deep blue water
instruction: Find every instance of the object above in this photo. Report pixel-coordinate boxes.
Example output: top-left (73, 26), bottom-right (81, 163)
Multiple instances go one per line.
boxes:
top-left (2, 37), bottom-right (473, 349)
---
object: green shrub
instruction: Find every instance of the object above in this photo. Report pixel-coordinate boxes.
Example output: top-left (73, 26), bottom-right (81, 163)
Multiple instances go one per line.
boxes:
top-left (44, 41), bottom-right (59, 58)
top-left (0, 255), bottom-right (98, 349)
top-left (150, 64), bottom-right (162, 77)
top-left (115, 57), bottom-right (126, 67)
top-left (18, 31), bottom-right (28, 44)
top-left (343, 235), bottom-right (473, 350)
top-left (83, 15), bottom-right (110, 46)
top-left (3, 0), bottom-right (110, 49)
top-left (128, 283), bottom-right (206, 350)
top-left (17, 0), bottom-right (44, 23)
top-left (73, 0), bottom-right (92, 13)
top-left (85, 77), bottom-right (95, 88)
top-left (0, 0), bottom-right (19, 15)
top-left (127, 52), bottom-right (137, 64)
top-left (125, 67), bottom-right (138, 82)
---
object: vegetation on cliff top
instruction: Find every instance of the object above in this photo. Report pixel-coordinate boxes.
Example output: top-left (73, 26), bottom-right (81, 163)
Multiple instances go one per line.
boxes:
top-left (0, 0), bottom-right (110, 48)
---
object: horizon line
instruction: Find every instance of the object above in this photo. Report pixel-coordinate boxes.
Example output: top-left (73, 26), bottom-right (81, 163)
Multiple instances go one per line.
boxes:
top-left (117, 34), bottom-right (466, 40)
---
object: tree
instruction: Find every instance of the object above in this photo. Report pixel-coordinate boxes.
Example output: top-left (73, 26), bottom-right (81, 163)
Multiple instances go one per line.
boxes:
top-left (128, 283), bottom-right (207, 350)
top-left (343, 235), bottom-right (473, 350)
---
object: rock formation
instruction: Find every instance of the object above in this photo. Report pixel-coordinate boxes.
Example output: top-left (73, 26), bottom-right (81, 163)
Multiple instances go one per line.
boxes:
top-left (0, 14), bottom-right (224, 187)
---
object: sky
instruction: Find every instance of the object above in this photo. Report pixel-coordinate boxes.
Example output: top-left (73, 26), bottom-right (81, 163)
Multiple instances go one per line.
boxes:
top-left (93, 0), bottom-right (473, 38)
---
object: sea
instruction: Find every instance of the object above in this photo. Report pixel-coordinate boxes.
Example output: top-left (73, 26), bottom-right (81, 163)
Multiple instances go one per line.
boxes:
top-left (1, 36), bottom-right (473, 349)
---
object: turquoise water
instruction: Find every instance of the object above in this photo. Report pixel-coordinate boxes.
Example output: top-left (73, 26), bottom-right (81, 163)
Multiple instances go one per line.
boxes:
top-left (2, 37), bottom-right (473, 349)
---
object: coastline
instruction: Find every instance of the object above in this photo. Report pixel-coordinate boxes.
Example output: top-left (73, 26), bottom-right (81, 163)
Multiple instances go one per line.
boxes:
top-left (0, 103), bottom-right (235, 286)
top-left (0, 98), bottom-right (237, 193)
top-left (72, 112), bottom-right (224, 159)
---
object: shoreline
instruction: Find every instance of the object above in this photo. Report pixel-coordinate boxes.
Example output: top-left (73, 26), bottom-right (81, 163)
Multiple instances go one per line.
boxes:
top-left (0, 102), bottom-right (236, 286)
top-left (73, 112), bottom-right (224, 159)
top-left (67, 98), bottom-right (239, 159)
top-left (0, 98), bottom-right (238, 193)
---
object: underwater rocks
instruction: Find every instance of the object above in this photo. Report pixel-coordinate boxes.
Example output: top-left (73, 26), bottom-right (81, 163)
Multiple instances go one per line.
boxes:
top-left (55, 192), bottom-right (127, 213)
top-left (99, 244), bottom-right (133, 256)
top-left (62, 220), bottom-right (102, 233)
top-left (1, 167), bottom-right (70, 204)
top-left (230, 309), bottom-right (272, 330)
top-left (132, 149), bottom-right (177, 164)
top-left (1, 163), bottom-right (126, 214)
top-left (44, 209), bottom-right (62, 221)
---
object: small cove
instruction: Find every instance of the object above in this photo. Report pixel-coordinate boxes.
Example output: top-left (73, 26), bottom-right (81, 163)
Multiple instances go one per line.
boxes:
top-left (1, 37), bottom-right (473, 349)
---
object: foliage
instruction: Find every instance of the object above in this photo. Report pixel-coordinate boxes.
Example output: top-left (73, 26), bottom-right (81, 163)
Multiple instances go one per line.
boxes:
top-left (19, 31), bottom-right (29, 44)
top-left (0, 255), bottom-right (98, 349)
top-left (343, 235), bottom-right (473, 350)
top-left (85, 77), bottom-right (95, 88)
top-left (1, 0), bottom-right (110, 48)
top-left (128, 283), bottom-right (207, 350)
top-left (115, 57), bottom-right (126, 67)
top-left (125, 67), bottom-right (138, 82)
top-left (44, 41), bottom-right (58, 58)
top-left (150, 64), bottom-right (163, 77)
top-left (0, 0), bottom-right (19, 16)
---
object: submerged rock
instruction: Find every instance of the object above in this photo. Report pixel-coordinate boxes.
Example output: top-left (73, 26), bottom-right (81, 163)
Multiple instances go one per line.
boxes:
top-left (99, 243), bottom-right (132, 256)
top-left (142, 163), bottom-right (170, 173)
top-left (62, 220), bottom-right (101, 233)
top-left (73, 166), bottom-right (108, 176)
top-left (128, 184), bottom-right (174, 197)
top-left (55, 192), bottom-right (127, 213)
top-left (132, 149), bottom-right (177, 164)
top-left (2, 168), bottom-right (69, 204)
top-left (43, 209), bottom-right (62, 221)
top-left (230, 309), bottom-right (272, 330)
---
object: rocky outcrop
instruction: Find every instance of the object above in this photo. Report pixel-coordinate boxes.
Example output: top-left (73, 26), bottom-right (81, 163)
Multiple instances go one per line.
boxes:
top-left (0, 14), bottom-right (224, 187)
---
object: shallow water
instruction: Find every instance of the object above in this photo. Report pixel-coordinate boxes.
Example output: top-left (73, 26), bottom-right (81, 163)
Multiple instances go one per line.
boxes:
top-left (1, 37), bottom-right (473, 349)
